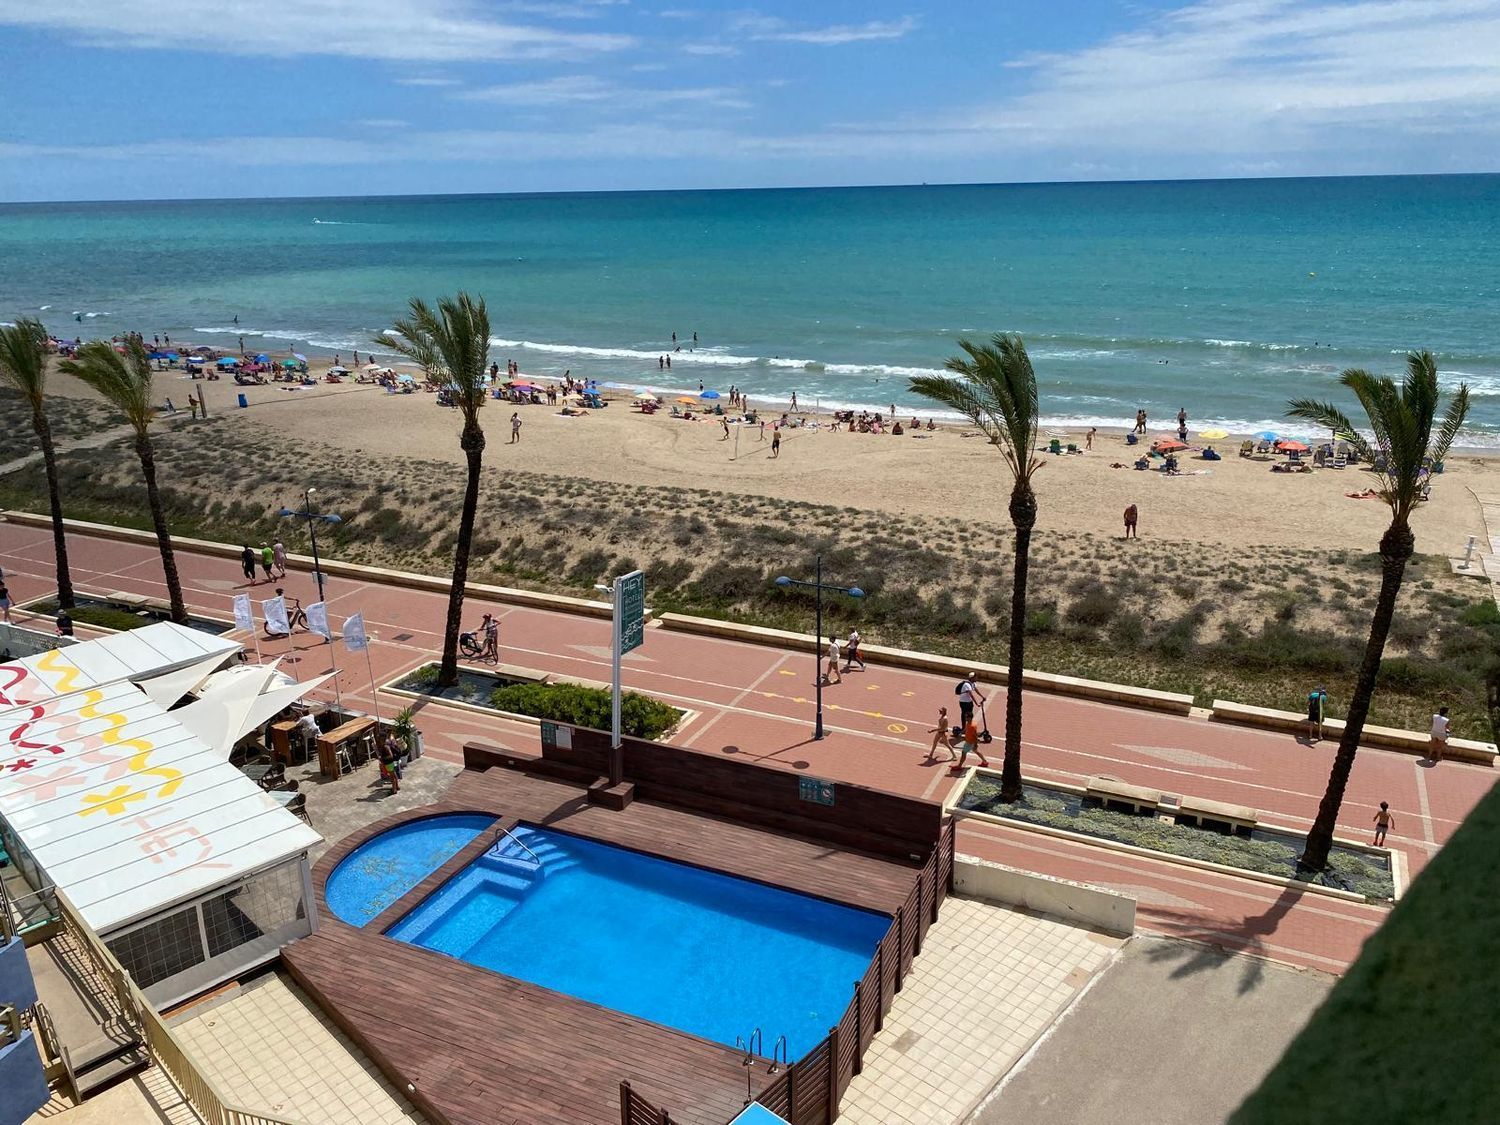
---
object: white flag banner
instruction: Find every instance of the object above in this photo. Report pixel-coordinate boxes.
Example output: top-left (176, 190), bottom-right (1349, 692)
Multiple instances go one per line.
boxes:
top-left (232, 593), bottom-right (253, 632)
top-left (306, 601), bottom-right (332, 641)
top-left (262, 596), bottom-right (289, 636)
top-left (343, 612), bottom-right (369, 653)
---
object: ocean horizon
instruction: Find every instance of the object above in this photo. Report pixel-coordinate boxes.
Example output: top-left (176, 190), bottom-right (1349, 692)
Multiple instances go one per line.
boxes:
top-left (3, 173), bottom-right (1497, 444)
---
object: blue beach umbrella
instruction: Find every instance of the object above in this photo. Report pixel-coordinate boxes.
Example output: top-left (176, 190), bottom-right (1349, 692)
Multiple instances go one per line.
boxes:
top-left (700, 389), bottom-right (721, 399)
top-left (1253, 430), bottom-right (1279, 442)
top-left (254, 353), bottom-right (270, 363)
top-left (216, 357), bottom-right (239, 368)
top-left (147, 350), bottom-right (168, 360)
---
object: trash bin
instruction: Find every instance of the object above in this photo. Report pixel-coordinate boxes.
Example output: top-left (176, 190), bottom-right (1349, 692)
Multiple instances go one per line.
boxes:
top-left (237, 393), bottom-right (248, 408)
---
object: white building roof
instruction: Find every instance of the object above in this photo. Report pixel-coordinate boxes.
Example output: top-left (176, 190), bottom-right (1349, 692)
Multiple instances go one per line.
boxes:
top-left (0, 626), bottom-right (321, 932)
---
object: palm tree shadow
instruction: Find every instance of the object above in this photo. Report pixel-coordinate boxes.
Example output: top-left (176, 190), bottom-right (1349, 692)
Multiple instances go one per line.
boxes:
top-left (1142, 885), bottom-right (1306, 994)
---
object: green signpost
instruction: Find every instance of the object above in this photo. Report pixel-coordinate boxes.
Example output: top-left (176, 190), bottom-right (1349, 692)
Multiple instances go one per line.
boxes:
top-left (620, 570), bottom-right (645, 655)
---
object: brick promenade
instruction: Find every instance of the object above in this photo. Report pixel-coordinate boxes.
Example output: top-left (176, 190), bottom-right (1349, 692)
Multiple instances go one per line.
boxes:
top-left (2, 521), bottom-right (1493, 972)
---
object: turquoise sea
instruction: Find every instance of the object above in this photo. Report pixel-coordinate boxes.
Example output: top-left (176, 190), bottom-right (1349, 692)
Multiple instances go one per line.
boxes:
top-left (2, 175), bottom-right (1497, 443)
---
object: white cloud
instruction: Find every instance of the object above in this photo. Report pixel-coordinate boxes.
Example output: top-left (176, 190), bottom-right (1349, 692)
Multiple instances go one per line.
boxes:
top-left (395, 77), bottom-right (460, 87)
top-left (356, 118), bottom-right (409, 129)
top-left (0, 0), bottom-right (633, 62)
top-left (456, 74), bottom-right (750, 109)
top-left (682, 43), bottom-right (740, 56)
top-left (734, 14), bottom-right (917, 45)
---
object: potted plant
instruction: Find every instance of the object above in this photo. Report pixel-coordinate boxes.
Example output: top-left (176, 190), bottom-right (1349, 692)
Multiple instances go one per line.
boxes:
top-left (391, 706), bottom-right (423, 759)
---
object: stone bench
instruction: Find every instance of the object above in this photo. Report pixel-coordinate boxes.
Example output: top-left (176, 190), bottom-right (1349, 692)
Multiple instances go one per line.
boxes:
top-left (1175, 796), bottom-right (1257, 837)
top-left (1084, 776), bottom-right (1162, 816)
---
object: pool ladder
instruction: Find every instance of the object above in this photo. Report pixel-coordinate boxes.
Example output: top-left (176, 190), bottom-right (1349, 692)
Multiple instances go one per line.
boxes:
top-left (490, 827), bottom-right (542, 868)
top-left (736, 1029), bottom-right (790, 1104)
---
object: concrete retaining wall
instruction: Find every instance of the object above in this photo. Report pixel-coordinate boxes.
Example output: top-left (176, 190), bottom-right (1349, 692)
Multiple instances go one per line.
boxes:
top-left (953, 854), bottom-right (1136, 935)
top-left (1211, 699), bottom-right (1497, 765)
top-left (0, 511), bottom-right (624, 621)
top-left (656, 612), bottom-right (1196, 714)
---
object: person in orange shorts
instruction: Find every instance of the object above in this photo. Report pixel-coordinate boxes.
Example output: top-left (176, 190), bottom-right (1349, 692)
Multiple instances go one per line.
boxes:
top-left (952, 717), bottom-right (990, 772)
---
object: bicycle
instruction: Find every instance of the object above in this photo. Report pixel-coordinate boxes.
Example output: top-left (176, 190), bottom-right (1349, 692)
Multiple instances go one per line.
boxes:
top-left (265, 602), bottom-right (309, 639)
top-left (459, 625), bottom-right (499, 663)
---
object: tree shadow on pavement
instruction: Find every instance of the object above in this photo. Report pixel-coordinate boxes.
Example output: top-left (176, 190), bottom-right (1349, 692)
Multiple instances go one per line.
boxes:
top-left (1139, 885), bottom-right (1306, 995)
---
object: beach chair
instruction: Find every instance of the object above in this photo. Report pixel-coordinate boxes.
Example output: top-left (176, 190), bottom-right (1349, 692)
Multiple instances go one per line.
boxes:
top-left (1048, 438), bottom-right (1062, 454)
top-left (1066, 443), bottom-right (1079, 454)
top-left (1332, 449), bottom-right (1347, 469)
top-left (1239, 440), bottom-right (1254, 458)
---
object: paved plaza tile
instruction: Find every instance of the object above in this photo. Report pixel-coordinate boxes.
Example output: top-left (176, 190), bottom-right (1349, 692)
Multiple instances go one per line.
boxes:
top-left (839, 896), bottom-right (1123, 1124)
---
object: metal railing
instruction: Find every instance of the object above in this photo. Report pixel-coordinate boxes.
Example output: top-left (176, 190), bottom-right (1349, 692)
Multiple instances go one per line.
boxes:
top-left (492, 826), bottom-right (542, 867)
top-left (621, 817), bottom-right (958, 1125)
top-left (52, 888), bottom-right (304, 1125)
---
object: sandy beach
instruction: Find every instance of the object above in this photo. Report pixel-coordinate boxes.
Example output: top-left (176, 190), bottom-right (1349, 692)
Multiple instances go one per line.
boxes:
top-left (87, 359), bottom-right (1499, 557)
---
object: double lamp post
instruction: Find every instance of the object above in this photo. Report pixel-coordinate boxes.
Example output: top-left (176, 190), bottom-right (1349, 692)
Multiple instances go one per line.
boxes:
top-left (774, 554), bottom-right (863, 741)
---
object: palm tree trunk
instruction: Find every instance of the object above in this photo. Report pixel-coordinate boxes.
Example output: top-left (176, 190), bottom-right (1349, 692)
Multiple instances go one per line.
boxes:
top-left (31, 406), bottom-right (74, 610)
top-left (437, 421), bottom-right (485, 688)
top-left (1300, 519), bottom-right (1414, 871)
top-left (136, 433), bottom-right (187, 624)
top-left (1001, 482), bottom-right (1037, 803)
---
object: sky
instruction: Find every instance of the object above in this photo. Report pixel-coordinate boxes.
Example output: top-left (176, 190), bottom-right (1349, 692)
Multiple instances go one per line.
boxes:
top-left (1, 0), bottom-right (1498, 201)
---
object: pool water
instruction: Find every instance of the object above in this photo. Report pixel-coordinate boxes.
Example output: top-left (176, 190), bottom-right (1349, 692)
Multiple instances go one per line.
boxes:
top-left (326, 813), bottom-right (496, 927)
top-left (386, 826), bottom-right (890, 1059)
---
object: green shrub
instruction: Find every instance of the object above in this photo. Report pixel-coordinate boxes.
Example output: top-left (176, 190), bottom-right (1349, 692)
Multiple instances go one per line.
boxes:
top-left (1066, 584), bottom-right (1116, 628)
top-left (1025, 604), bottom-right (1057, 635)
top-left (489, 681), bottom-right (680, 740)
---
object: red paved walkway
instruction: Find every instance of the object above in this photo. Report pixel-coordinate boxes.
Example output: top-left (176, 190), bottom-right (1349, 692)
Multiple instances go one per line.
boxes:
top-left (2, 521), bottom-right (1493, 972)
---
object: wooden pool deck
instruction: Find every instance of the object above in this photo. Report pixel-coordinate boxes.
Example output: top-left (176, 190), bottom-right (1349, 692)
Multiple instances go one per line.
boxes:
top-left (283, 764), bottom-right (928, 1125)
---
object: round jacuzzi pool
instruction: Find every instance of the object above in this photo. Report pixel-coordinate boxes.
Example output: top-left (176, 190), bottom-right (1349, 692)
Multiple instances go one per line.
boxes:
top-left (325, 813), bottom-right (496, 927)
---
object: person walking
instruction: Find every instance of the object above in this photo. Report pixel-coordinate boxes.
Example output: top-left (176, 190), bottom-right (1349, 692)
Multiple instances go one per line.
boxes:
top-left (926, 705), bottom-right (956, 764)
top-left (1372, 802), bottom-right (1395, 846)
top-left (1123, 503), bottom-right (1138, 539)
top-left (956, 672), bottom-right (984, 728)
top-left (1086, 427), bottom-right (1096, 451)
top-left (240, 544), bottom-right (257, 582)
top-left (1427, 706), bottom-right (1451, 764)
top-left (259, 543), bottom-right (274, 583)
top-left (823, 634), bottom-right (842, 685)
top-left (1306, 686), bottom-right (1329, 743)
top-left (271, 538), bottom-right (287, 578)
top-left (952, 716), bottom-right (991, 772)
top-left (771, 429), bottom-right (781, 458)
top-left (0, 578), bottom-right (12, 624)
top-left (842, 627), bottom-right (865, 672)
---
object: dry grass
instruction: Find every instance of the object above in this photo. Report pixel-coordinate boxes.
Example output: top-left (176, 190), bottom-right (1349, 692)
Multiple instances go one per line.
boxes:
top-left (3, 412), bottom-right (1496, 740)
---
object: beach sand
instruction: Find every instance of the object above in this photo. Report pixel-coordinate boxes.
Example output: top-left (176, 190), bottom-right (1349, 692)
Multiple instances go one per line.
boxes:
top-left (101, 362), bottom-right (1499, 556)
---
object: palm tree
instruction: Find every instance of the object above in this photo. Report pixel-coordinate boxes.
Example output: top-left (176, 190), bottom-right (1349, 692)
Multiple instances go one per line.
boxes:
top-left (911, 334), bottom-right (1044, 803)
top-left (374, 293), bottom-right (491, 688)
top-left (1287, 351), bottom-right (1468, 871)
top-left (0, 318), bottom-right (74, 610)
top-left (59, 339), bottom-right (188, 624)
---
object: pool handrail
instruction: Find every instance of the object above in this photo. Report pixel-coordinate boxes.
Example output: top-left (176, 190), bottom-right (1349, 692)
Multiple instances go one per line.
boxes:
top-left (492, 826), bottom-right (543, 868)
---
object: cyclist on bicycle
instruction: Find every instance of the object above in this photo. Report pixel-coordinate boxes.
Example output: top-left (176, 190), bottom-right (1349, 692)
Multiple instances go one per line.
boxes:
top-left (266, 587), bottom-right (306, 637)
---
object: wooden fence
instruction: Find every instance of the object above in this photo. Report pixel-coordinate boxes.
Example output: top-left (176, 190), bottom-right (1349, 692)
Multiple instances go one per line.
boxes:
top-left (53, 889), bottom-right (303, 1125)
top-left (620, 816), bottom-right (956, 1125)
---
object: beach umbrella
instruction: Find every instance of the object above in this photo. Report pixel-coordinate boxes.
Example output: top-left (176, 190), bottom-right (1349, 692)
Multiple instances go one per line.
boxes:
top-left (281, 358), bottom-right (299, 368)
top-left (676, 396), bottom-right (698, 404)
top-left (1197, 428), bottom-right (1229, 440)
top-left (328, 365), bottom-right (349, 375)
top-left (292, 352), bottom-right (307, 362)
top-left (254, 353), bottom-right (270, 363)
top-left (700, 389), bottom-right (721, 399)
top-left (397, 373), bottom-right (415, 384)
top-left (1253, 430), bottom-right (1279, 442)
top-left (147, 350), bottom-right (168, 360)
top-left (363, 362), bottom-right (380, 370)
top-left (1153, 439), bottom-right (1188, 453)
top-left (1277, 440), bottom-right (1310, 453)
top-left (216, 357), bottom-right (239, 368)
top-left (634, 391), bottom-right (659, 401)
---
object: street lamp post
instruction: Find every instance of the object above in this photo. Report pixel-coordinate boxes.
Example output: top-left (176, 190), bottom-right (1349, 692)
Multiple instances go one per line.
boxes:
top-left (774, 554), bottom-right (864, 740)
top-left (278, 486), bottom-right (342, 603)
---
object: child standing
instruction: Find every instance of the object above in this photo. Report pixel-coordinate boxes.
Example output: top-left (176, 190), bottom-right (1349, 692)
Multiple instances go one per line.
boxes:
top-left (1373, 802), bottom-right (1394, 846)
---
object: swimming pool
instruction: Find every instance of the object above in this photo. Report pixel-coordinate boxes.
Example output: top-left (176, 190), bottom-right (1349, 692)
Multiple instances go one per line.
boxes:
top-left (326, 813), bottom-right (496, 927)
top-left (386, 826), bottom-right (890, 1059)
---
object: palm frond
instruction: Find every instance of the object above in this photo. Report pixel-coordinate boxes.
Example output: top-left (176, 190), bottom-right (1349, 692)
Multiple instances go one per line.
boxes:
top-left (58, 338), bottom-right (155, 432)
top-left (0, 317), bottom-right (50, 404)
top-left (376, 292), bottom-right (491, 422)
top-left (913, 333), bottom-right (1042, 482)
top-left (1287, 351), bottom-right (1469, 519)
